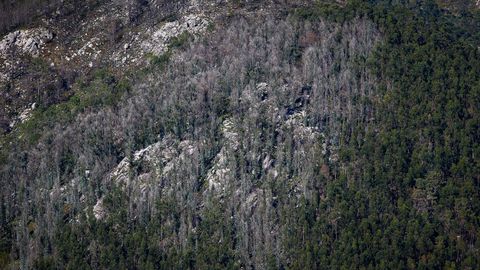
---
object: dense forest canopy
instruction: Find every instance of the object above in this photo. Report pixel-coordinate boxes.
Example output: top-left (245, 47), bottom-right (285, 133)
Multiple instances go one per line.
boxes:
top-left (0, 0), bottom-right (479, 269)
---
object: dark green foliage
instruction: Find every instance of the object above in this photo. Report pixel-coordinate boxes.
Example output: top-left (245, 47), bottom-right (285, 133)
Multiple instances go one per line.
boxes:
top-left (148, 52), bottom-right (172, 69)
top-left (45, 189), bottom-right (239, 269)
top-left (280, 0), bottom-right (480, 269)
top-left (169, 31), bottom-right (192, 50)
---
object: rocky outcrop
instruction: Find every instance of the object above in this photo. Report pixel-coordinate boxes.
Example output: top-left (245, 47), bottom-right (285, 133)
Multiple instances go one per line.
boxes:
top-left (205, 118), bottom-right (239, 192)
top-left (93, 198), bottom-right (106, 220)
top-left (111, 13), bottom-right (211, 66)
top-left (109, 137), bottom-right (197, 186)
top-left (9, 103), bottom-right (36, 129)
top-left (93, 136), bottom-right (201, 220)
top-left (141, 14), bottom-right (210, 55)
top-left (0, 28), bottom-right (53, 57)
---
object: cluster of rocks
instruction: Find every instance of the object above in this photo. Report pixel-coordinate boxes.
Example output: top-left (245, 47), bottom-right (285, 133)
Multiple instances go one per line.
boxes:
top-left (285, 110), bottom-right (321, 142)
top-left (111, 14), bottom-right (211, 66)
top-left (65, 37), bottom-right (102, 64)
top-left (0, 28), bottom-right (53, 57)
top-left (205, 118), bottom-right (239, 193)
top-left (141, 14), bottom-right (210, 56)
top-left (8, 103), bottom-right (37, 129)
top-left (94, 136), bottom-right (200, 220)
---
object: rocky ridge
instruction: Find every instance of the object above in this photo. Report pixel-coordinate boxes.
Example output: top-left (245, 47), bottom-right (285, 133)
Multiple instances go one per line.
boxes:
top-left (0, 28), bottom-right (53, 58)
top-left (91, 81), bottom-right (331, 221)
top-left (0, 0), bottom-right (218, 134)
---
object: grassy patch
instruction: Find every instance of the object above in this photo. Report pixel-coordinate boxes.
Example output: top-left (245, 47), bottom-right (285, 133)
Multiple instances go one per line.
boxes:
top-left (169, 31), bottom-right (191, 49)
top-left (0, 68), bottom-right (131, 155)
top-left (148, 51), bottom-right (172, 69)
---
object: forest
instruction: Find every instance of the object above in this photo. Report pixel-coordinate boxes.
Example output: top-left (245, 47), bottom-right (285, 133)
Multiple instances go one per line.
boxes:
top-left (0, 0), bottom-right (479, 269)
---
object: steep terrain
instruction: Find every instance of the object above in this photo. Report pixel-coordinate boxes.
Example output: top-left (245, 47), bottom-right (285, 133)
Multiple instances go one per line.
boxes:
top-left (0, 0), bottom-right (479, 269)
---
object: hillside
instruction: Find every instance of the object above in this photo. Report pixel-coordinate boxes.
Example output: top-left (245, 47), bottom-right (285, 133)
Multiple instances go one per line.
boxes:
top-left (0, 0), bottom-right (479, 269)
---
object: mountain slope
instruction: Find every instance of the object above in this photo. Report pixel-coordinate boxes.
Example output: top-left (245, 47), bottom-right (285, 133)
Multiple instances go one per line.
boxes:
top-left (0, 0), bottom-right (479, 269)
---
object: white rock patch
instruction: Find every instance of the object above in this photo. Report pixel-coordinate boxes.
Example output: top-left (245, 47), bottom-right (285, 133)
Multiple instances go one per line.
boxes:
top-left (9, 103), bottom-right (36, 129)
top-left (93, 137), bottom-right (200, 220)
top-left (93, 198), bottom-right (106, 220)
top-left (0, 28), bottom-right (53, 57)
top-left (141, 14), bottom-right (210, 56)
top-left (206, 118), bottom-right (239, 192)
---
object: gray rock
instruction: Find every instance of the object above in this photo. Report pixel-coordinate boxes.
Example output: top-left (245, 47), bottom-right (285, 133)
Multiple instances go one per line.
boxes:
top-left (93, 198), bottom-right (106, 220)
top-left (0, 28), bottom-right (54, 57)
top-left (141, 14), bottom-right (210, 56)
